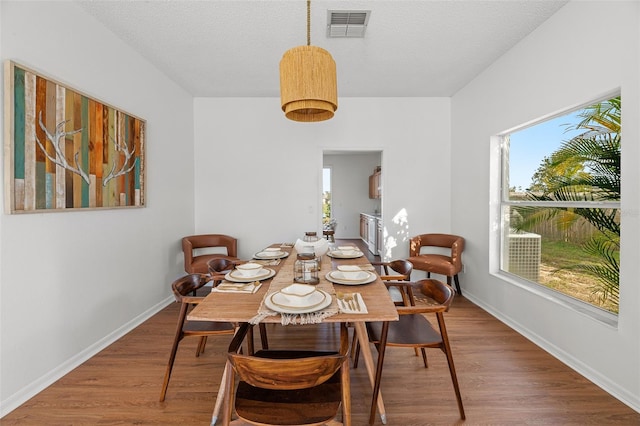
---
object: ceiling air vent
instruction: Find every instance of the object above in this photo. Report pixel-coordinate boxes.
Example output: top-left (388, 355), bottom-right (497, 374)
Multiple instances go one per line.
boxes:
top-left (327, 10), bottom-right (370, 38)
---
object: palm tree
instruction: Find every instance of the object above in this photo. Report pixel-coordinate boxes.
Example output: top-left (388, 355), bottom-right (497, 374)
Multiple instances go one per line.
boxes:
top-left (514, 96), bottom-right (621, 307)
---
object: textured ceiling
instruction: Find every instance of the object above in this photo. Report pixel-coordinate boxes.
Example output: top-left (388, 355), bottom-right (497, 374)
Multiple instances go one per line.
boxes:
top-left (77, 0), bottom-right (568, 97)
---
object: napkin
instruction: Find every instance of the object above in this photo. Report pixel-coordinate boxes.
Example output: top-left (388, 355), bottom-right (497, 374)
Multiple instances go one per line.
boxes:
top-left (336, 292), bottom-right (368, 314)
top-left (212, 281), bottom-right (262, 294)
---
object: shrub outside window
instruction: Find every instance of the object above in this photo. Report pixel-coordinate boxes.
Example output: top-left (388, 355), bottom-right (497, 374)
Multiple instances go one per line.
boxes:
top-left (500, 95), bottom-right (621, 314)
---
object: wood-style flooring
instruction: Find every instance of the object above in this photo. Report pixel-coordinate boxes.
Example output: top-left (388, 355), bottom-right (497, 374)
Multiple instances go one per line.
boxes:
top-left (3, 240), bottom-right (639, 425)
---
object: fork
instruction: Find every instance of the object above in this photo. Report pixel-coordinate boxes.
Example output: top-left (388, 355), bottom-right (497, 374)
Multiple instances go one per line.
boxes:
top-left (336, 292), bottom-right (348, 310)
top-left (337, 292), bottom-right (358, 311)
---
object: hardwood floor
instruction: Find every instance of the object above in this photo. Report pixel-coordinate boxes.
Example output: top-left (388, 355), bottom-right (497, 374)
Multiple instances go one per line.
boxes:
top-left (3, 242), bottom-right (639, 425)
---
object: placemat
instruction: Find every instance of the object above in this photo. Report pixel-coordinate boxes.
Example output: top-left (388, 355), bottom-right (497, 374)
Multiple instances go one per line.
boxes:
top-left (250, 250), bottom-right (339, 325)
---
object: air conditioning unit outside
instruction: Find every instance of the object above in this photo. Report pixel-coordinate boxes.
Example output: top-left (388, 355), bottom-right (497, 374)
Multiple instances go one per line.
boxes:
top-left (508, 232), bottom-right (541, 282)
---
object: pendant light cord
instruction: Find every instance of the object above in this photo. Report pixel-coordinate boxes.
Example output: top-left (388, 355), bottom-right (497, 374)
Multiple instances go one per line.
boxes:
top-left (307, 0), bottom-right (311, 46)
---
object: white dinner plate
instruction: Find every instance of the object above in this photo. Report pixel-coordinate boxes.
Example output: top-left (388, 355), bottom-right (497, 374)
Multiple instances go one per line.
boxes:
top-left (225, 268), bottom-right (275, 282)
top-left (270, 289), bottom-right (327, 310)
top-left (325, 270), bottom-right (376, 285)
top-left (253, 250), bottom-right (290, 260)
top-left (265, 290), bottom-right (332, 314)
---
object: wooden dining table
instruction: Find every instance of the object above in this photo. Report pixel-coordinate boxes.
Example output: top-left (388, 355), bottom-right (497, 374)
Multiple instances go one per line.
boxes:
top-left (188, 243), bottom-right (399, 425)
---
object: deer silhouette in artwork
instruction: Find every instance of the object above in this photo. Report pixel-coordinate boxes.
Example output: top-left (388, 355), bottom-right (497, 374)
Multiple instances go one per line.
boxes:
top-left (35, 111), bottom-right (136, 187)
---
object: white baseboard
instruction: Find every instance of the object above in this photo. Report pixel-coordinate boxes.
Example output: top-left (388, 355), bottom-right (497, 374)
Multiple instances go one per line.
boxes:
top-left (0, 296), bottom-right (174, 418)
top-left (463, 291), bottom-right (640, 414)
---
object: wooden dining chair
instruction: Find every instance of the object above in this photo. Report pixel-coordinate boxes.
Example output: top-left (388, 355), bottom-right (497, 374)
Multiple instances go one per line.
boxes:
top-left (407, 233), bottom-right (465, 295)
top-left (352, 259), bottom-right (415, 363)
top-left (207, 258), bottom-right (236, 286)
top-left (159, 273), bottom-right (237, 401)
top-left (371, 259), bottom-right (414, 306)
top-left (182, 234), bottom-right (239, 274)
top-left (206, 257), bottom-right (270, 350)
top-left (222, 322), bottom-right (351, 426)
top-left (363, 279), bottom-right (465, 420)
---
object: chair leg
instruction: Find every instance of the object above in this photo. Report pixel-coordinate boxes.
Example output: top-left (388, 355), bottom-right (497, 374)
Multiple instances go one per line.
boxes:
top-left (160, 330), bottom-right (182, 402)
top-left (438, 314), bottom-right (465, 419)
top-left (420, 348), bottom-right (428, 368)
top-left (351, 332), bottom-right (360, 368)
top-left (160, 304), bottom-right (188, 402)
top-left (160, 338), bottom-right (180, 401)
top-left (247, 326), bottom-right (255, 355)
top-left (196, 336), bottom-right (207, 356)
top-left (454, 274), bottom-right (462, 295)
top-left (258, 323), bottom-right (269, 349)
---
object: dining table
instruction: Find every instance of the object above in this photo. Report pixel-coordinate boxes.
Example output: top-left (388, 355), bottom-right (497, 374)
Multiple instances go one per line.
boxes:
top-left (187, 243), bottom-right (399, 425)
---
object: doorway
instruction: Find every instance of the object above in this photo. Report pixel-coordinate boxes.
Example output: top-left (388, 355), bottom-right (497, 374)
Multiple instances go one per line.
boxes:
top-left (322, 150), bottom-right (382, 242)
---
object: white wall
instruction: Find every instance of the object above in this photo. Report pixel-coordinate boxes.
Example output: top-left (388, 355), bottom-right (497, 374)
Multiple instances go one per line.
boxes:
top-left (324, 152), bottom-right (381, 239)
top-left (451, 0), bottom-right (640, 411)
top-left (0, 2), bottom-right (195, 414)
top-left (193, 97), bottom-right (451, 261)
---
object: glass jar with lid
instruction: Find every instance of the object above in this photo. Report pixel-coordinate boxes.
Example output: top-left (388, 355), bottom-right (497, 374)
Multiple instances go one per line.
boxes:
top-left (293, 253), bottom-right (319, 285)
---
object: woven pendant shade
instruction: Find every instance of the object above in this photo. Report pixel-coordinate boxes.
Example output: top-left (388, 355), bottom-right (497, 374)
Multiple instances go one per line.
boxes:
top-left (280, 45), bottom-right (337, 122)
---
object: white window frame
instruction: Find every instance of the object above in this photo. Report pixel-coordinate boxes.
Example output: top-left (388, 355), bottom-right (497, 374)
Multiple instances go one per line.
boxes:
top-left (489, 96), bottom-right (620, 327)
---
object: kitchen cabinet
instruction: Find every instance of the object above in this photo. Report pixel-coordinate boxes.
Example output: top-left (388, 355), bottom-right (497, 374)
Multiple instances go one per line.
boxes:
top-left (360, 213), bottom-right (380, 255)
top-left (368, 168), bottom-right (381, 199)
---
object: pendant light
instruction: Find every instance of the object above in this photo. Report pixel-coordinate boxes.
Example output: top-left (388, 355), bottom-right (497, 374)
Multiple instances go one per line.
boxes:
top-left (280, 0), bottom-right (337, 122)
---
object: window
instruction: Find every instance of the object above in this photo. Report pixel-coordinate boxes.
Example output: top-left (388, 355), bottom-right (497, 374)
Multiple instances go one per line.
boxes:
top-left (322, 167), bottom-right (332, 224)
top-left (499, 95), bottom-right (621, 315)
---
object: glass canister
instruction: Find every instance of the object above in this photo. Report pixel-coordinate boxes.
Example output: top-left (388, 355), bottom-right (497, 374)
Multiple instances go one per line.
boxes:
top-left (293, 253), bottom-right (319, 285)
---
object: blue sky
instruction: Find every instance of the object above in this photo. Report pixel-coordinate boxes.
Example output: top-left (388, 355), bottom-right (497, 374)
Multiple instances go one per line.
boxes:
top-left (509, 111), bottom-right (583, 190)
top-left (323, 167), bottom-right (330, 193)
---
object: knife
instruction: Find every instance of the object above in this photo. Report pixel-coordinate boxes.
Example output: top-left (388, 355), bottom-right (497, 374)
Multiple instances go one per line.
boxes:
top-left (353, 293), bottom-right (362, 312)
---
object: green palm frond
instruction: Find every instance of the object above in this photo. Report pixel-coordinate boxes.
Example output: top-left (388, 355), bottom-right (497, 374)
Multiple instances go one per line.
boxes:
top-left (517, 96), bottom-right (621, 307)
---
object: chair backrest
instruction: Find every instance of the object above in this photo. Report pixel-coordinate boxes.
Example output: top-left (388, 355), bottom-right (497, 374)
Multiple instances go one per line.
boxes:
top-left (207, 258), bottom-right (235, 274)
top-left (171, 274), bottom-right (208, 302)
top-left (182, 234), bottom-right (238, 259)
top-left (385, 259), bottom-right (413, 279)
top-left (415, 278), bottom-right (455, 310)
top-left (227, 323), bottom-right (348, 389)
top-left (224, 323), bottom-right (351, 425)
top-left (230, 352), bottom-right (345, 390)
top-left (409, 234), bottom-right (465, 266)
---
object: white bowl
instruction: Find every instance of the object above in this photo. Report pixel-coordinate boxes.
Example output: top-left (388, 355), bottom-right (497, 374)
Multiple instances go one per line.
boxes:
top-left (271, 285), bottom-right (325, 309)
top-left (280, 283), bottom-right (316, 297)
top-left (236, 262), bottom-right (263, 277)
top-left (337, 265), bottom-right (363, 279)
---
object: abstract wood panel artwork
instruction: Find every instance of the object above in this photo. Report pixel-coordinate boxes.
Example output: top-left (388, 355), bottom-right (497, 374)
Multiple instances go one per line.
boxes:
top-left (3, 61), bottom-right (146, 213)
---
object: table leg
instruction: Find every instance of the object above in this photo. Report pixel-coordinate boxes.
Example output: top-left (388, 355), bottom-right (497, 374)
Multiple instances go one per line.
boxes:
top-left (210, 362), bottom-right (230, 426)
top-left (353, 322), bottom-right (387, 425)
top-left (370, 321), bottom-right (389, 425)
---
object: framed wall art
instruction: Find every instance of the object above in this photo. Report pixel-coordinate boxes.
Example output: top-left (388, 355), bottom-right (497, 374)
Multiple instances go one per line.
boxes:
top-left (3, 60), bottom-right (146, 213)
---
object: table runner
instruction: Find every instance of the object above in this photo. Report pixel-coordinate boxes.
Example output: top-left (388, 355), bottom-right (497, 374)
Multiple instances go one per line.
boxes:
top-left (250, 249), bottom-right (339, 325)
